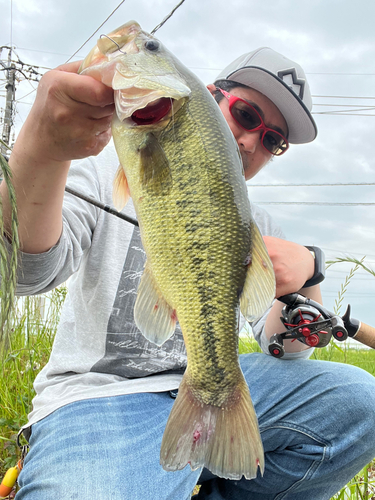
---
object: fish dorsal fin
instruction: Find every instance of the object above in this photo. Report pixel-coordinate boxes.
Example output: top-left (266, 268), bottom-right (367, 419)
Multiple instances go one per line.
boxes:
top-left (240, 222), bottom-right (276, 322)
top-left (134, 262), bottom-right (177, 346)
top-left (113, 164), bottom-right (130, 211)
top-left (138, 133), bottom-right (172, 194)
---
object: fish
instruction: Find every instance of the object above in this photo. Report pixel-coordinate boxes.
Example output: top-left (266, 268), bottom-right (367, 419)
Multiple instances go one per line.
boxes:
top-left (79, 21), bottom-right (275, 480)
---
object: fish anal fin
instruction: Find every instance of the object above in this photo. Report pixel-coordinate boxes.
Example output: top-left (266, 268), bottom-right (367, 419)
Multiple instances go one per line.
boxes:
top-left (134, 263), bottom-right (177, 346)
top-left (113, 165), bottom-right (130, 211)
top-left (160, 372), bottom-right (264, 480)
top-left (139, 133), bottom-right (172, 194)
top-left (240, 222), bottom-right (276, 322)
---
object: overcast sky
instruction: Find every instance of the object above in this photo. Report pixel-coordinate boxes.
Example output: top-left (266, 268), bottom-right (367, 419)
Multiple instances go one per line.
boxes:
top-left (0, 0), bottom-right (374, 342)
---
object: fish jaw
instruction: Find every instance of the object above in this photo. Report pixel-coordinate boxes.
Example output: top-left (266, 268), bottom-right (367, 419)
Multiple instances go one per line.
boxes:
top-left (113, 75), bottom-right (190, 124)
top-left (79, 21), bottom-right (191, 124)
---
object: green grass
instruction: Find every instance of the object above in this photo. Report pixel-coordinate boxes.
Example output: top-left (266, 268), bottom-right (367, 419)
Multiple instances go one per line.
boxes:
top-left (0, 288), bottom-right (66, 474)
top-left (0, 287), bottom-right (374, 498)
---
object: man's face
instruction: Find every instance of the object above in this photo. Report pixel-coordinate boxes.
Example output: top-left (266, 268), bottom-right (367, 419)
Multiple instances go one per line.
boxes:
top-left (208, 85), bottom-right (288, 181)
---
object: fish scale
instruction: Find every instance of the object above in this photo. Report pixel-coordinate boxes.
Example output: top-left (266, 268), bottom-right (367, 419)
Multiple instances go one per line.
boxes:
top-left (79, 20), bottom-right (275, 480)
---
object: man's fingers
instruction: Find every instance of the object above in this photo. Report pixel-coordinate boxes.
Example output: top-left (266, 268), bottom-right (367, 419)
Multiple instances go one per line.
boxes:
top-left (56, 61), bottom-right (83, 73)
top-left (64, 73), bottom-right (114, 108)
top-left (89, 103), bottom-right (116, 120)
top-left (55, 61), bottom-right (114, 107)
top-left (41, 69), bottom-right (114, 109)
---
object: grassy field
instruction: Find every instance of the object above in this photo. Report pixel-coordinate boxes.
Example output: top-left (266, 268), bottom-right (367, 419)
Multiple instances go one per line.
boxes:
top-left (0, 289), bottom-right (374, 499)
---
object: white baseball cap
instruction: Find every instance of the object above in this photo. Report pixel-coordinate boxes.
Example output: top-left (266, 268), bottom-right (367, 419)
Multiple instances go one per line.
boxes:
top-left (215, 47), bottom-right (317, 144)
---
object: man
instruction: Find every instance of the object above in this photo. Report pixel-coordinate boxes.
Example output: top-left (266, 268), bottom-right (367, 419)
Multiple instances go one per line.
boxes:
top-left (1, 46), bottom-right (374, 499)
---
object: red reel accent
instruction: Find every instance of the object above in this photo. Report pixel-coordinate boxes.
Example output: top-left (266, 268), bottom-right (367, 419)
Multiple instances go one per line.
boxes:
top-left (305, 334), bottom-right (320, 347)
top-left (284, 307), bottom-right (329, 347)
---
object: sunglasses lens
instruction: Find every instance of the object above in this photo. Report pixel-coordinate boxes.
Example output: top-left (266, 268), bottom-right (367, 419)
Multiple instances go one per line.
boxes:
top-left (230, 101), bottom-right (261, 131)
top-left (224, 90), bottom-right (289, 156)
top-left (263, 131), bottom-right (288, 156)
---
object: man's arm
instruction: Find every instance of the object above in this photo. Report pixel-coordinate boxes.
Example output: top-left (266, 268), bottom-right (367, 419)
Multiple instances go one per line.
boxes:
top-left (263, 236), bottom-right (322, 353)
top-left (0, 61), bottom-right (114, 254)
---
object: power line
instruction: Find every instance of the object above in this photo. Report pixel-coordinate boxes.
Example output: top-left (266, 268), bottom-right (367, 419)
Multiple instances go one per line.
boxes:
top-left (328, 269), bottom-right (373, 276)
top-left (313, 106), bottom-right (375, 114)
top-left (312, 94), bottom-right (375, 100)
top-left (313, 112), bottom-right (375, 116)
top-left (322, 254), bottom-right (375, 263)
top-left (183, 67), bottom-right (375, 77)
top-left (323, 292), bottom-right (375, 297)
top-left (14, 88), bottom-right (37, 101)
top-left (4, 53), bottom-right (375, 105)
top-left (255, 202), bottom-right (375, 206)
top-left (249, 182), bottom-right (375, 187)
top-left (327, 276), bottom-right (374, 281)
top-left (315, 103), bottom-right (375, 108)
top-left (308, 72), bottom-right (375, 76)
top-left (15, 46), bottom-right (74, 58)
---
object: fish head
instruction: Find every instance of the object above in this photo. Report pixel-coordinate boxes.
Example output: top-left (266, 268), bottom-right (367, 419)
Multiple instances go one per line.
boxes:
top-left (79, 21), bottom-right (191, 127)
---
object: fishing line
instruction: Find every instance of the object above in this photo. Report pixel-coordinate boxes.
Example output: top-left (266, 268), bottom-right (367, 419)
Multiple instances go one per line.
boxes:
top-left (65, 0), bottom-right (128, 63)
top-left (150, 0), bottom-right (186, 35)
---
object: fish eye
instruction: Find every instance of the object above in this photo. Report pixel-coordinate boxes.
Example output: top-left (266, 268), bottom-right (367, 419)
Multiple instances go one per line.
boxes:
top-left (145, 40), bottom-right (160, 51)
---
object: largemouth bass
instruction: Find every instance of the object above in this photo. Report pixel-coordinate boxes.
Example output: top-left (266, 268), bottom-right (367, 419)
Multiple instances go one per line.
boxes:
top-left (80, 21), bottom-right (275, 480)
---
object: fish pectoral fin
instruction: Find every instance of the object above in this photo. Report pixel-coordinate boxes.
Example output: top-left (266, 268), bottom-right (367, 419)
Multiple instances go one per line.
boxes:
top-left (240, 222), bottom-right (276, 322)
top-left (134, 263), bottom-right (177, 346)
top-left (160, 372), bottom-right (264, 480)
top-left (138, 133), bottom-right (172, 194)
top-left (113, 164), bottom-right (131, 210)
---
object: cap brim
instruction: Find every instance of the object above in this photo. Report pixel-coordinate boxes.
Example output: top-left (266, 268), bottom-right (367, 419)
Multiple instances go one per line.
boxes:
top-left (224, 67), bottom-right (317, 144)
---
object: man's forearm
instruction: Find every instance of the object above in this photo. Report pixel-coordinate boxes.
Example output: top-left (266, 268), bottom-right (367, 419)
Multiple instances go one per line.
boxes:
top-left (0, 144), bottom-right (70, 254)
top-left (262, 236), bottom-right (323, 353)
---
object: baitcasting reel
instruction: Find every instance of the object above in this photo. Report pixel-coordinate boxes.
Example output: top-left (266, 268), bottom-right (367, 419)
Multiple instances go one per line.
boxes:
top-left (268, 293), bottom-right (361, 358)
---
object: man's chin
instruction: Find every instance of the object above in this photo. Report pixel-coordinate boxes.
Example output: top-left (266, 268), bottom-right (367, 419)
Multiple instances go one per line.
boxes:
top-left (242, 156), bottom-right (272, 182)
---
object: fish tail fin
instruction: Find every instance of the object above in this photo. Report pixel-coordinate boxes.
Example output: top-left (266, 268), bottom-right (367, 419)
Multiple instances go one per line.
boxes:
top-left (160, 373), bottom-right (264, 480)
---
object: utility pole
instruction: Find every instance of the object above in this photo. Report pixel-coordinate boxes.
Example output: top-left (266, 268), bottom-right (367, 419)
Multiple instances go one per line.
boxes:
top-left (0, 46), bottom-right (43, 161)
top-left (1, 47), bottom-right (16, 157)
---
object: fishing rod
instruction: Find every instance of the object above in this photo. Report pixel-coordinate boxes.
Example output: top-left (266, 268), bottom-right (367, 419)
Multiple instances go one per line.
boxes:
top-left (64, 186), bottom-right (138, 227)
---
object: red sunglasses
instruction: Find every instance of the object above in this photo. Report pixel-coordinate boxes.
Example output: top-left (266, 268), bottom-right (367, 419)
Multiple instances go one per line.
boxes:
top-left (217, 88), bottom-right (289, 156)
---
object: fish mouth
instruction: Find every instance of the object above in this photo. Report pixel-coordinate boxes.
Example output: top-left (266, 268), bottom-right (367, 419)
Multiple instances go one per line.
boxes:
top-left (131, 97), bottom-right (173, 125)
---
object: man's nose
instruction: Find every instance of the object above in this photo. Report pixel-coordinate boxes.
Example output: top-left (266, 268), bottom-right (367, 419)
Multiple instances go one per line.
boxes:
top-left (237, 130), bottom-right (262, 154)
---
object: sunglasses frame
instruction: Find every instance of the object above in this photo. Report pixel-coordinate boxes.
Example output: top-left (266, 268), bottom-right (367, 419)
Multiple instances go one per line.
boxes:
top-left (216, 88), bottom-right (289, 156)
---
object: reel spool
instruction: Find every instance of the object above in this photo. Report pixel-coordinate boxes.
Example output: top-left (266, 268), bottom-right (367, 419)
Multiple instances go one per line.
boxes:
top-left (282, 304), bottom-right (330, 348)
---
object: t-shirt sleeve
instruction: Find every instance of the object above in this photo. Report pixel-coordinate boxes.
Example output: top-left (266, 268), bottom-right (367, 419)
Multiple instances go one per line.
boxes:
top-left (11, 158), bottom-right (101, 296)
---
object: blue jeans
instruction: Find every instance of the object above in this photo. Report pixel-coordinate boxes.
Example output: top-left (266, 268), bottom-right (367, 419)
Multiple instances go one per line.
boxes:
top-left (17, 353), bottom-right (375, 500)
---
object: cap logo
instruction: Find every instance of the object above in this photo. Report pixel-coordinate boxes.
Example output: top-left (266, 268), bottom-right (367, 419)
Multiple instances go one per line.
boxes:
top-left (277, 68), bottom-right (305, 100)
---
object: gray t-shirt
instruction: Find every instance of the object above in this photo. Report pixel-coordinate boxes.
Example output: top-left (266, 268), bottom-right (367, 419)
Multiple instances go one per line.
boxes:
top-left (14, 143), bottom-right (310, 430)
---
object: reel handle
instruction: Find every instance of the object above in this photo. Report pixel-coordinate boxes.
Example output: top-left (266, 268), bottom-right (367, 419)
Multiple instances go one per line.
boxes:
top-left (353, 322), bottom-right (375, 349)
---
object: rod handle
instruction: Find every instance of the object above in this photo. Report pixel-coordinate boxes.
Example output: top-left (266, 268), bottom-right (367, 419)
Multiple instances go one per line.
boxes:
top-left (353, 322), bottom-right (375, 349)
